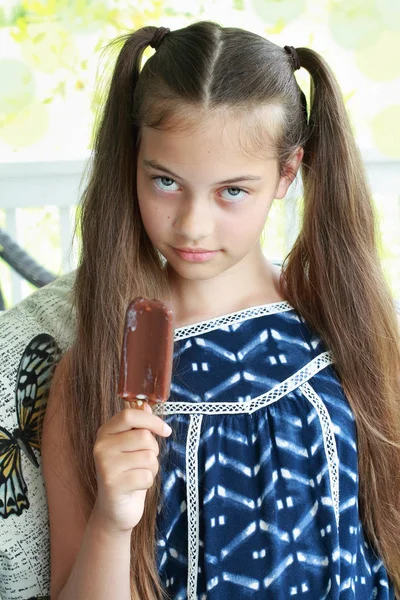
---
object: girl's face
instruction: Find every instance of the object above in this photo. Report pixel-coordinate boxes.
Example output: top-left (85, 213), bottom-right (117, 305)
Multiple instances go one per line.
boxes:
top-left (136, 109), bottom-right (303, 285)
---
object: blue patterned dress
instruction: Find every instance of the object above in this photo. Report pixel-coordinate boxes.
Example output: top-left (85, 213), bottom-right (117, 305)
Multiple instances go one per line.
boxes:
top-left (153, 301), bottom-right (394, 599)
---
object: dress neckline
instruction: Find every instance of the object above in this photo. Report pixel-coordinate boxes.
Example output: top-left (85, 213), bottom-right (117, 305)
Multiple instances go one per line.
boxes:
top-left (174, 300), bottom-right (294, 341)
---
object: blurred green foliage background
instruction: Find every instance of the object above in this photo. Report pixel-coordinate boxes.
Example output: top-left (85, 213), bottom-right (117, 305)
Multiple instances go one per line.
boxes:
top-left (0, 0), bottom-right (399, 303)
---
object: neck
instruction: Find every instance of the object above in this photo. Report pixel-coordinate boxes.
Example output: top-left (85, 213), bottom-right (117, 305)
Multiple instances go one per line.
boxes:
top-left (167, 247), bottom-right (285, 328)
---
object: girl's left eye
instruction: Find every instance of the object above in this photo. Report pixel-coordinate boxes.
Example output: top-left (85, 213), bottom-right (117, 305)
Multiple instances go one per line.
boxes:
top-left (219, 187), bottom-right (247, 202)
top-left (153, 176), bottom-right (180, 192)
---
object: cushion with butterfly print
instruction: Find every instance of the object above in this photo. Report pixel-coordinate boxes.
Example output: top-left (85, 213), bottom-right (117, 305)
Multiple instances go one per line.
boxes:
top-left (0, 271), bottom-right (75, 599)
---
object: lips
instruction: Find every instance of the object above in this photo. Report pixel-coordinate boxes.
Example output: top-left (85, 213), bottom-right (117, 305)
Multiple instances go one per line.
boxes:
top-left (172, 246), bottom-right (219, 263)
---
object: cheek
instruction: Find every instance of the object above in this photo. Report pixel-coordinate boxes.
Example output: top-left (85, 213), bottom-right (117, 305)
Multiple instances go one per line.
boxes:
top-left (226, 205), bottom-right (264, 233)
top-left (141, 205), bottom-right (158, 235)
top-left (138, 198), bottom-right (172, 241)
top-left (222, 202), bottom-right (271, 247)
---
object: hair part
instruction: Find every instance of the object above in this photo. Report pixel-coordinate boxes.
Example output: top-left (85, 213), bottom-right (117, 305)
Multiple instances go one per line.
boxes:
top-left (69, 21), bottom-right (400, 598)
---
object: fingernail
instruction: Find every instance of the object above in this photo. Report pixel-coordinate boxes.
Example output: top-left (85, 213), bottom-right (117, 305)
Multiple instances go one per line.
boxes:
top-left (163, 423), bottom-right (172, 435)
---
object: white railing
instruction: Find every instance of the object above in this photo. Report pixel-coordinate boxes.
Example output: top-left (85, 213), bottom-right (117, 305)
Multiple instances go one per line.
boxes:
top-left (0, 152), bottom-right (399, 306)
top-left (0, 159), bottom-right (85, 305)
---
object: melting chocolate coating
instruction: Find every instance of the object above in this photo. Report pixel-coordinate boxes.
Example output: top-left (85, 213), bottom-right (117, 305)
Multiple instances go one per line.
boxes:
top-left (118, 298), bottom-right (174, 404)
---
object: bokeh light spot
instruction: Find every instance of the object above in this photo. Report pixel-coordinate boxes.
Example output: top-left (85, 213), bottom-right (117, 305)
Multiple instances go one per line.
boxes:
top-left (377, 0), bottom-right (400, 31)
top-left (370, 105), bottom-right (400, 158)
top-left (0, 100), bottom-right (49, 148)
top-left (59, 1), bottom-right (111, 34)
top-left (251, 0), bottom-right (306, 25)
top-left (328, 0), bottom-right (383, 50)
top-left (355, 30), bottom-right (400, 81)
top-left (0, 59), bottom-right (35, 115)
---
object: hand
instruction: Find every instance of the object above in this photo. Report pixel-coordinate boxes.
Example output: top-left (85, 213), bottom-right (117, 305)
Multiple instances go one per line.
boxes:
top-left (92, 402), bottom-right (172, 534)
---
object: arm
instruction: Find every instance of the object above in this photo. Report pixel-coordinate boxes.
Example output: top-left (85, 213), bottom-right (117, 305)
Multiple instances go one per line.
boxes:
top-left (53, 514), bottom-right (131, 600)
top-left (41, 351), bottom-right (171, 599)
top-left (41, 352), bottom-right (131, 599)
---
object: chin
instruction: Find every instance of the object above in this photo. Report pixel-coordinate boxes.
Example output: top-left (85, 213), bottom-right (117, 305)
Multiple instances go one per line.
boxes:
top-left (172, 264), bottom-right (215, 280)
top-left (165, 254), bottom-right (211, 275)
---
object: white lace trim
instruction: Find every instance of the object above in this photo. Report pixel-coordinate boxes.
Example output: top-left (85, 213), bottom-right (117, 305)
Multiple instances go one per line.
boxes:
top-left (186, 414), bottom-right (203, 600)
top-left (299, 381), bottom-right (340, 528)
top-left (174, 301), bottom-right (294, 341)
top-left (154, 351), bottom-right (333, 416)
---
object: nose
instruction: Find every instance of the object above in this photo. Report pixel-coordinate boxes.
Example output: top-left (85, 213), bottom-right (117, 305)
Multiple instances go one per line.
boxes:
top-left (173, 196), bottom-right (214, 242)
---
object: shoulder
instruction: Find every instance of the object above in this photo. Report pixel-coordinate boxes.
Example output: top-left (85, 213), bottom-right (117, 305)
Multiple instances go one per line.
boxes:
top-left (0, 270), bottom-right (76, 353)
top-left (0, 272), bottom-right (77, 418)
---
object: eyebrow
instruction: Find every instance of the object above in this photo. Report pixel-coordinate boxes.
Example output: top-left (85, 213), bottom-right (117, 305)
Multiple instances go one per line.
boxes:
top-left (143, 159), bottom-right (263, 185)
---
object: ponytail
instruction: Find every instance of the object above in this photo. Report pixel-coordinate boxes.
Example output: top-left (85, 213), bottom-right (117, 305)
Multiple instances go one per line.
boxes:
top-left (283, 47), bottom-right (400, 592)
top-left (71, 26), bottom-right (169, 600)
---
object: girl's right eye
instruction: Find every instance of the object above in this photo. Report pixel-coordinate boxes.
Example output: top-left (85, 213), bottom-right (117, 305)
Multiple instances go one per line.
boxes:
top-left (152, 176), bottom-right (180, 192)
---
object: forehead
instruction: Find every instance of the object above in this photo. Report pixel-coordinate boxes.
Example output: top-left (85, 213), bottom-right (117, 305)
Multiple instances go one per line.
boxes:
top-left (139, 104), bottom-right (284, 166)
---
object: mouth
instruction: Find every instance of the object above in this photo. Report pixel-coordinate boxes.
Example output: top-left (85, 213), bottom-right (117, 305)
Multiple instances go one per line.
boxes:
top-left (172, 246), bottom-right (220, 263)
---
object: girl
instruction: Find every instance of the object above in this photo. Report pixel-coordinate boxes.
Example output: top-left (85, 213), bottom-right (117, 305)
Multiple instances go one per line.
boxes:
top-left (41, 21), bottom-right (400, 600)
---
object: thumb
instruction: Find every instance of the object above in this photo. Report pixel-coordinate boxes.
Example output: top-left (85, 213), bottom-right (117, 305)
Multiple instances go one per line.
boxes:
top-left (143, 401), bottom-right (153, 414)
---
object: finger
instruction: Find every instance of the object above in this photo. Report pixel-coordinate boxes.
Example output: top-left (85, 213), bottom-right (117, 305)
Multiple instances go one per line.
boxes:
top-left (120, 450), bottom-right (159, 477)
top-left (103, 407), bottom-right (172, 437)
top-left (107, 428), bottom-right (160, 455)
top-left (117, 468), bottom-right (156, 493)
top-left (100, 450), bottom-right (159, 479)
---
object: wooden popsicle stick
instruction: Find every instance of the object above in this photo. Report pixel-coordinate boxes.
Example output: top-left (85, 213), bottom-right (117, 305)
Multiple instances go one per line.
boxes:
top-left (123, 399), bottom-right (147, 410)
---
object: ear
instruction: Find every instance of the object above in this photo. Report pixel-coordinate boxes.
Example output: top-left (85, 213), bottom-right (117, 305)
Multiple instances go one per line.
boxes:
top-left (274, 146), bottom-right (304, 199)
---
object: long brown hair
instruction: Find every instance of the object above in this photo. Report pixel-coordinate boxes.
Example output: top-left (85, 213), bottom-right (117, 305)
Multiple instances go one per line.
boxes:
top-left (69, 21), bottom-right (400, 598)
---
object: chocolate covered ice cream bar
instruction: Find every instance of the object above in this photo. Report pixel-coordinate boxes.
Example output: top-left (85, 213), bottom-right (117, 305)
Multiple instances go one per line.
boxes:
top-left (118, 298), bottom-right (174, 409)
